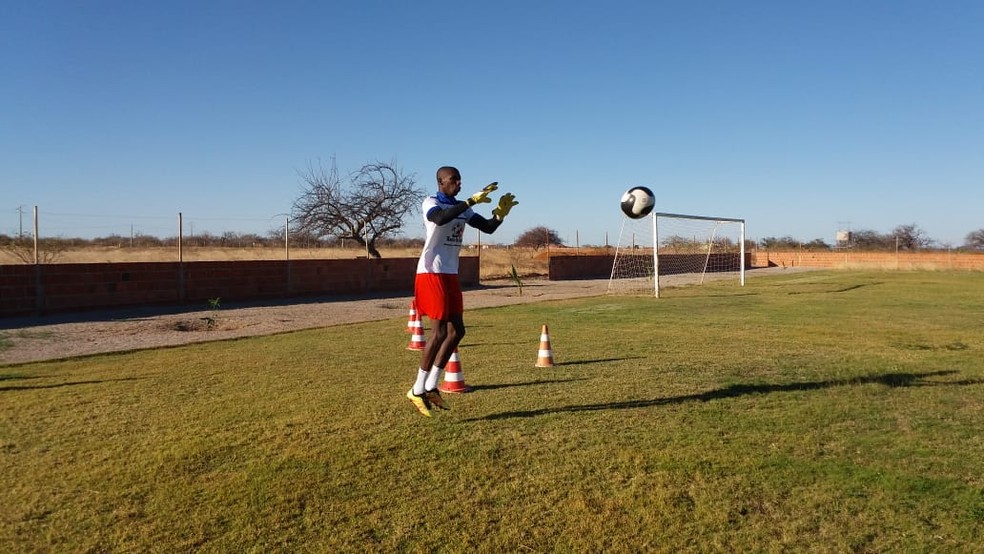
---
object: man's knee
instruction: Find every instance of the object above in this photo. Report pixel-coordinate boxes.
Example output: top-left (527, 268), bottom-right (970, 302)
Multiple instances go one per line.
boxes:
top-left (449, 320), bottom-right (465, 342)
top-left (430, 324), bottom-right (449, 342)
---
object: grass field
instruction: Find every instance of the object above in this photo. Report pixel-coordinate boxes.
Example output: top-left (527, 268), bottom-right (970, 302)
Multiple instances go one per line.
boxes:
top-left (2, 270), bottom-right (982, 552)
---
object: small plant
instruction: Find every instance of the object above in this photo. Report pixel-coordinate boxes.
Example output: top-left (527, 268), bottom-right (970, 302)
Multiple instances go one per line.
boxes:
top-left (201, 297), bottom-right (222, 331)
top-left (509, 264), bottom-right (524, 296)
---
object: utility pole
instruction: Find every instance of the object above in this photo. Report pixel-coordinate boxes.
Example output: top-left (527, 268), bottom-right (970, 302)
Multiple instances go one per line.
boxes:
top-left (16, 205), bottom-right (25, 238)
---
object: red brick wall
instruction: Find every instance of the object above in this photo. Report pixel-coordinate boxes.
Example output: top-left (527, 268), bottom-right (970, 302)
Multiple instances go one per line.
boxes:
top-left (750, 251), bottom-right (984, 270)
top-left (548, 255), bottom-right (615, 280)
top-left (1, 257), bottom-right (479, 317)
top-left (0, 265), bottom-right (41, 315)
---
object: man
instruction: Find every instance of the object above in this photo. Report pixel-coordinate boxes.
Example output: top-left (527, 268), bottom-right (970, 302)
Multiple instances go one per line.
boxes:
top-left (407, 166), bottom-right (518, 417)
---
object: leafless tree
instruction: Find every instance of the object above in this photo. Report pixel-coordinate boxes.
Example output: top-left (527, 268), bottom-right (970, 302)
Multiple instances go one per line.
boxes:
top-left (891, 223), bottom-right (933, 250)
top-left (851, 229), bottom-right (894, 250)
top-left (291, 159), bottom-right (423, 258)
top-left (514, 226), bottom-right (564, 249)
top-left (963, 229), bottom-right (984, 251)
top-left (661, 235), bottom-right (738, 253)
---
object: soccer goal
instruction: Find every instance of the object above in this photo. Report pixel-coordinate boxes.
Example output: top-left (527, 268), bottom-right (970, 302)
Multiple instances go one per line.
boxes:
top-left (608, 212), bottom-right (745, 297)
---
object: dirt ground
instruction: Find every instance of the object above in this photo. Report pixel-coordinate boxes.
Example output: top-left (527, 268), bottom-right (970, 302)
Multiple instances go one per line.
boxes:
top-left (0, 278), bottom-right (614, 365)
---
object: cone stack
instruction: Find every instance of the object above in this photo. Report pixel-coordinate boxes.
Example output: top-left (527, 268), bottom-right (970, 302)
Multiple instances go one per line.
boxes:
top-left (405, 300), bottom-right (418, 333)
top-left (406, 309), bottom-right (426, 351)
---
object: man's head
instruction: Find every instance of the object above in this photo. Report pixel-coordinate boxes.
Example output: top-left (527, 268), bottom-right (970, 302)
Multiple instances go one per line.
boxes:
top-left (436, 166), bottom-right (462, 197)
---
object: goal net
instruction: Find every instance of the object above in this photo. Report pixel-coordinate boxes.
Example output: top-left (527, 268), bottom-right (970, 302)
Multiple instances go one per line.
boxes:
top-left (608, 212), bottom-right (745, 297)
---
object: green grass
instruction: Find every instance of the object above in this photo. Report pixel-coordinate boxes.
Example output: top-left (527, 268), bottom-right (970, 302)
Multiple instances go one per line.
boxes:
top-left (2, 270), bottom-right (982, 552)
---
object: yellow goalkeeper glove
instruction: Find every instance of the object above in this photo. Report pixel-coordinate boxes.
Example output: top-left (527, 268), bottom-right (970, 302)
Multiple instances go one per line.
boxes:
top-left (466, 182), bottom-right (498, 206)
top-left (492, 193), bottom-right (519, 220)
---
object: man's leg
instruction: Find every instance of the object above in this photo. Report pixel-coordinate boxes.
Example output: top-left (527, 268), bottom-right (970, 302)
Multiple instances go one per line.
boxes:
top-left (422, 316), bottom-right (465, 410)
top-left (433, 315), bottom-right (465, 369)
top-left (420, 318), bottom-right (449, 375)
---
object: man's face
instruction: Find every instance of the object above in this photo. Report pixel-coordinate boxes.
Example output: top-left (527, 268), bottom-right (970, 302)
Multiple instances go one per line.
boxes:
top-left (438, 169), bottom-right (462, 197)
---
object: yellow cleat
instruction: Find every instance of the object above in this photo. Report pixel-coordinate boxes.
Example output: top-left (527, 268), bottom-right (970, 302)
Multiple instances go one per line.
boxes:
top-left (407, 389), bottom-right (433, 417)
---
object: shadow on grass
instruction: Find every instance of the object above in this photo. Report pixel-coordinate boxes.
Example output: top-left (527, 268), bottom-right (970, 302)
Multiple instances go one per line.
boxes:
top-left (459, 340), bottom-right (531, 348)
top-left (0, 373), bottom-right (43, 382)
top-left (465, 370), bottom-right (978, 421)
top-left (550, 356), bottom-right (645, 367)
top-left (470, 377), bottom-right (590, 391)
top-left (0, 377), bottom-right (147, 392)
top-left (787, 282), bottom-right (881, 295)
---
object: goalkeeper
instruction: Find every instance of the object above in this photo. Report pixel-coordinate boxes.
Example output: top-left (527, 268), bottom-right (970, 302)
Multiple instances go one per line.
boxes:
top-left (407, 166), bottom-right (518, 417)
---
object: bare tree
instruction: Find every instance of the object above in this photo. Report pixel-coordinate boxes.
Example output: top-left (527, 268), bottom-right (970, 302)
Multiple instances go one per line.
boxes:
top-left (964, 229), bottom-right (984, 251)
top-left (515, 226), bottom-right (564, 249)
top-left (661, 235), bottom-right (738, 253)
top-left (803, 238), bottom-right (831, 250)
top-left (291, 159), bottom-right (423, 258)
top-left (851, 229), bottom-right (894, 250)
top-left (755, 236), bottom-right (830, 250)
top-left (759, 236), bottom-right (802, 250)
top-left (892, 223), bottom-right (932, 250)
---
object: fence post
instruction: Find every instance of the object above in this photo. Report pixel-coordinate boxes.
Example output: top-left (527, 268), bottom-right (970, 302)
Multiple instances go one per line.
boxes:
top-left (178, 212), bottom-right (185, 303)
top-left (285, 216), bottom-right (291, 295)
top-left (33, 206), bottom-right (43, 312)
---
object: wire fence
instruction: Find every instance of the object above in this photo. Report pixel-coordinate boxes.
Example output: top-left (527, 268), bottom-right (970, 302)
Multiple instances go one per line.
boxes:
top-left (5, 207), bottom-right (290, 242)
top-left (3, 206), bottom-right (619, 250)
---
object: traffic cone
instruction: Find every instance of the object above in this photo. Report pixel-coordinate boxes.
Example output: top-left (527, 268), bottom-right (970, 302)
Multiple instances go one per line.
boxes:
top-left (439, 348), bottom-right (473, 393)
top-left (535, 324), bottom-right (555, 367)
top-left (406, 310), bottom-right (426, 351)
top-left (405, 300), bottom-right (418, 333)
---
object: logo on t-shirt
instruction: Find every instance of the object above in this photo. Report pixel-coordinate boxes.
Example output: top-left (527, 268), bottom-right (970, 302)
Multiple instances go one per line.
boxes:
top-left (445, 221), bottom-right (465, 246)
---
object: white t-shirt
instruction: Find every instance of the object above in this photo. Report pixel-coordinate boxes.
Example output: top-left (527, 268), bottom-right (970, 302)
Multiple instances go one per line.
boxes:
top-left (416, 194), bottom-right (474, 274)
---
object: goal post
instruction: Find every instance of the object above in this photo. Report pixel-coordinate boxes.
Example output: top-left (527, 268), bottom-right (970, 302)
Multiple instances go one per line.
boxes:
top-left (608, 212), bottom-right (745, 297)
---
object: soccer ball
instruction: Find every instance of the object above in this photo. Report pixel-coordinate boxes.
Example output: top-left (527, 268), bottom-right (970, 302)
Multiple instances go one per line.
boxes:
top-left (620, 186), bottom-right (655, 219)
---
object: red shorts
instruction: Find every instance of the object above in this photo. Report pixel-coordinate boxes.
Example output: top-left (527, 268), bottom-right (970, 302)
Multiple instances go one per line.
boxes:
top-left (414, 273), bottom-right (463, 321)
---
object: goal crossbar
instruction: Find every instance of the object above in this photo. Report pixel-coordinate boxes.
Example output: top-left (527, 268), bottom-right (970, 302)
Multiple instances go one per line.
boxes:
top-left (651, 211), bottom-right (745, 224)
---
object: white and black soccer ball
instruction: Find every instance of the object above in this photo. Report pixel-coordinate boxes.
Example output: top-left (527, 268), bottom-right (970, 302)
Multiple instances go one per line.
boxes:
top-left (620, 186), bottom-right (655, 219)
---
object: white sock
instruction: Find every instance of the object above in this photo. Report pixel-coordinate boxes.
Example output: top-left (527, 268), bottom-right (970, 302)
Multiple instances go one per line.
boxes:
top-left (424, 365), bottom-right (443, 391)
top-left (412, 368), bottom-right (429, 395)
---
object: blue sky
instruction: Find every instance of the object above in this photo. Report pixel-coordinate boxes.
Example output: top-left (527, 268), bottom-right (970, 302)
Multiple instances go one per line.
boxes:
top-left (2, 0), bottom-right (982, 247)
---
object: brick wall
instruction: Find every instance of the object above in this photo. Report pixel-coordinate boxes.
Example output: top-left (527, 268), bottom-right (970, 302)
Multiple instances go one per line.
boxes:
top-left (1, 257), bottom-right (479, 317)
top-left (750, 251), bottom-right (984, 270)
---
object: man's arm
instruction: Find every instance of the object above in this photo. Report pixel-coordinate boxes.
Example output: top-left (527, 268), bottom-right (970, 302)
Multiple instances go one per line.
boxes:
top-left (467, 213), bottom-right (503, 234)
top-left (427, 183), bottom-right (500, 226)
top-left (426, 202), bottom-right (472, 226)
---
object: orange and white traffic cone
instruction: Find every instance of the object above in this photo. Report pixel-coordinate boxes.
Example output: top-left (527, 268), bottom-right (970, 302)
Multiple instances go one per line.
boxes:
top-left (439, 348), bottom-right (473, 393)
top-left (405, 300), bottom-right (418, 333)
top-left (535, 324), bottom-right (555, 367)
top-left (406, 310), bottom-right (426, 351)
